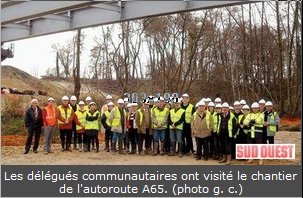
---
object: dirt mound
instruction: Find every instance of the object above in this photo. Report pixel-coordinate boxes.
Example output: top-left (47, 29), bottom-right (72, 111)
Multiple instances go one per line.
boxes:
top-left (1, 65), bottom-right (69, 97)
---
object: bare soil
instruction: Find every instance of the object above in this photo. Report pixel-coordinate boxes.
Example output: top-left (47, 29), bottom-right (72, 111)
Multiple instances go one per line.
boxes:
top-left (1, 131), bottom-right (301, 165)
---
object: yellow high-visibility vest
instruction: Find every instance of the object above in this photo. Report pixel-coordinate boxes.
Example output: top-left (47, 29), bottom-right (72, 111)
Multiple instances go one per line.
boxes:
top-left (75, 110), bottom-right (86, 130)
top-left (112, 107), bottom-right (126, 127)
top-left (85, 111), bottom-right (100, 130)
top-left (170, 108), bottom-right (185, 130)
top-left (184, 104), bottom-right (194, 123)
top-left (57, 105), bottom-right (72, 124)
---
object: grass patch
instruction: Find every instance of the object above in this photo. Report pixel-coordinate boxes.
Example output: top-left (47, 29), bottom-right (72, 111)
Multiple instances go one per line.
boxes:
top-left (1, 117), bottom-right (26, 135)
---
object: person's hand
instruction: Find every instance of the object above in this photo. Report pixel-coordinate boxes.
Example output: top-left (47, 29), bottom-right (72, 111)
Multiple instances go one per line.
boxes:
top-left (263, 121), bottom-right (268, 126)
top-left (172, 123), bottom-right (175, 128)
top-left (64, 120), bottom-right (69, 124)
top-left (240, 124), bottom-right (244, 128)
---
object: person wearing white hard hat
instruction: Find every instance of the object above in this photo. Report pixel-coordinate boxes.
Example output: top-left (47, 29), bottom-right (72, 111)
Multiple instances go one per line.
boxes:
top-left (84, 102), bottom-right (100, 152)
top-left (123, 98), bottom-right (130, 111)
top-left (101, 101), bottom-right (115, 152)
top-left (57, 96), bottom-right (82, 152)
top-left (212, 104), bottom-right (222, 160)
top-left (207, 101), bottom-right (216, 159)
top-left (23, 98), bottom-right (43, 154)
top-left (74, 101), bottom-right (87, 152)
top-left (181, 93), bottom-right (195, 155)
top-left (192, 101), bottom-right (214, 161)
top-left (243, 102), bottom-right (265, 165)
top-left (167, 98), bottom-right (185, 157)
top-left (214, 97), bottom-right (222, 105)
top-left (135, 99), bottom-right (152, 155)
top-left (69, 96), bottom-right (79, 150)
top-left (42, 97), bottom-right (57, 154)
top-left (229, 106), bottom-right (235, 114)
top-left (151, 96), bottom-right (169, 156)
top-left (125, 103), bottom-right (139, 154)
top-left (84, 96), bottom-right (93, 111)
top-left (258, 99), bottom-right (266, 112)
top-left (101, 95), bottom-right (114, 115)
top-left (236, 105), bottom-right (250, 148)
top-left (218, 102), bottom-right (237, 165)
top-left (233, 101), bottom-right (242, 118)
top-left (263, 101), bottom-right (279, 144)
top-left (109, 98), bottom-right (127, 154)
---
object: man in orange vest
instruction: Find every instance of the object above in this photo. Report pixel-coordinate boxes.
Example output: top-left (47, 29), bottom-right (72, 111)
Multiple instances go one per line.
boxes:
top-left (42, 97), bottom-right (57, 154)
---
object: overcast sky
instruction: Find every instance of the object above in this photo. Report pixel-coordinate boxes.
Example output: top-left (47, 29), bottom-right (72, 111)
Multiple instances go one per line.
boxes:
top-left (2, 27), bottom-right (99, 78)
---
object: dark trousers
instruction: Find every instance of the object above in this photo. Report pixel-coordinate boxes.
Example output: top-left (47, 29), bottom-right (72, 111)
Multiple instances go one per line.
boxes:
top-left (209, 132), bottom-right (219, 157)
top-left (72, 125), bottom-right (77, 146)
top-left (86, 135), bottom-right (99, 151)
top-left (105, 128), bottom-right (112, 141)
top-left (129, 128), bottom-right (138, 152)
top-left (25, 127), bottom-right (42, 151)
top-left (182, 123), bottom-right (194, 153)
top-left (196, 136), bottom-right (210, 158)
top-left (138, 133), bottom-right (146, 152)
top-left (267, 136), bottom-right (274, 144)
top-left (125, 131), bottom-right (130, 150)
top-left (247, 133), bottom-right (263, 144)
top-left (77, 133), bottom-right (84, 144)
top-left (219, 134), bottom-right (232, 155)
top-left (59, 129), bottom-right (72, 149)
top-left (164, 128), bottom-right (171, 152)
top-left (144, 129), bottom-right (152, 150)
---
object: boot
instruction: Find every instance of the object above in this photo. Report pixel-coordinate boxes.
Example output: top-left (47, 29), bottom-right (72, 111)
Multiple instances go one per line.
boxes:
top-left (105, 140), bottom-right (110, 152)
top-left (247, 159), bottom-right (254, 164)
top-left (129, 143), bottom-right (136, 154)
top-left (112, 142), bottom-right (116, 155)
top-left (78, 144), bottom-right (82, 152)
top-left (61, 142), bottom-right (65, 151)
top-left (225, 154), bottom-right (232, 165)
top-left (160, 141), bottom-right (165, 156)
top-left (73, 143), bottom-right (78, 150)
top-left (168, 142), bottom-right (176, 156)
top-left (178, 143), bottom-right (183, 157)
top-left (118, 141), bottom-right (126, 154)
top-left (152, 142), bottom-right (159, 156)
top-left (219, 154), bottom-right (227, 163)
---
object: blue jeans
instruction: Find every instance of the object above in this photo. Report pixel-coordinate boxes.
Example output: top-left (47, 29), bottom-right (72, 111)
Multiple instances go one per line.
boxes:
top-left (170, 129), bottom-right (183, 143)
top-left (112, 132), bottom-right (125, 143)
top-left (153, 129), bottom-right (166, 142)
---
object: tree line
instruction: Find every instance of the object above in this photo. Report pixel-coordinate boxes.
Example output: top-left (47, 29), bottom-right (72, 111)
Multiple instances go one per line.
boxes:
top-left (49, 2), bottom-right (301, 117)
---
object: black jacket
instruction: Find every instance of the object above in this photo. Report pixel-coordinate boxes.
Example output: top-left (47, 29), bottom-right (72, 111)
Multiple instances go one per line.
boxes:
top-left (24, 106), bottom-right (43, 129)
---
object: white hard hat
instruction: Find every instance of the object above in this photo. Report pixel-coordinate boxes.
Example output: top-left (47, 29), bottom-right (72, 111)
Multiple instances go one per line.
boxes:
top-left (240, 99), bottom-right (246, 105)
top-left (70, 96), bottom-right (77, 101)
top-left (201, 98), bottom-right (206, 102)
top-left (195, 103), bottom-right (199, 107)
top-left (251, 102), bottom-right (259, 108)
top-left (106, 95), bottom-right (113, 100)
top-left (117, 99), bottom-right (124, 104)
top-left (259, 99), bottom-right (266, 104)
top-left (48, 97), bottom-right (55, 102)
top-left (131, 103), bottom-right (138, 107)
top-left (215, 104), bottom-right (222, 108)
top-left (242, 105), bottom-right (250, 110)
top-left (182, 93), bottom-right (189, 98)
top-left (222, 102), bottom-right (229, 108)
top-left (233, 101), bottom-right (241, 106)
top-left (89, 101), bottom-right (96, 106)
top-left (159, 97), bottom-right (165, 101)
top-left (208, 102), bottom-right (215, 107)
top-left (154, 98), bottom-right (159, 103)
top-left (62, 96), bottom-right (69, 101)
top-left (107, 102), bottom-right (114, 106)
top-left (206, 98), bottom-right (212, 102)
top-left (123, 98), bottom-right (129, 103)
top-left (214, 97), bottom-right (222, 103)
top-left (85, 96), bottom-right (92, 101)
top-left (127, 103), bottom-right (132, 108)
top-left (78, 101), bottom-right (85, 105)
top-left (265, 101), bottom-right (273, 106)
top-left (197, 101), bottom-right (206, 106)
top-left (229, 106), bottom-right (234, 110)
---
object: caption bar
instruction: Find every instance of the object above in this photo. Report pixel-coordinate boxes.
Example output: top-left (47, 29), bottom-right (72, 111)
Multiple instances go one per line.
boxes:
top-left (1, 165), bottom-right (302, 197)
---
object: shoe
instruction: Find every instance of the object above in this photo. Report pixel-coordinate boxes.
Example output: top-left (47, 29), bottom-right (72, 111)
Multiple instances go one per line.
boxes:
top-left (204, 156), bottom-right (209, 161)
top-left (96, 148), bottom-right (99, 153)
top-left (61, 148), bottom-right (65, 152)
top-left (196, 156), bottom-right (201, 160)
top-left (44, 151), bottom-right (48, 154)
top-left (66, 149), bottom-right (72, 152)
top-left (225, 154), bottom-right (231, 165)
top-left (219, 155), bottom-right (227, 163)
top-left (33, 150), bottom-right (38, 154)
top-left (23, 150), bottom-right (29, 154)
top-left (259, 159), bottom-right (264, 165)
top-left (48, 150), bottom-right (54, 153)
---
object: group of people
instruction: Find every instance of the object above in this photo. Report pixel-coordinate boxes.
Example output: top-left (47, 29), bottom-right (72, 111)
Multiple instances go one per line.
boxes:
top-left (23, 94), bottom-right (279, 165)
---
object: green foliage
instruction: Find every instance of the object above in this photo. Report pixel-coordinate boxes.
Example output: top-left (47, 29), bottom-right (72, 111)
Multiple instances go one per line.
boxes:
top-left (1, 118), bottom-right (26, 135)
